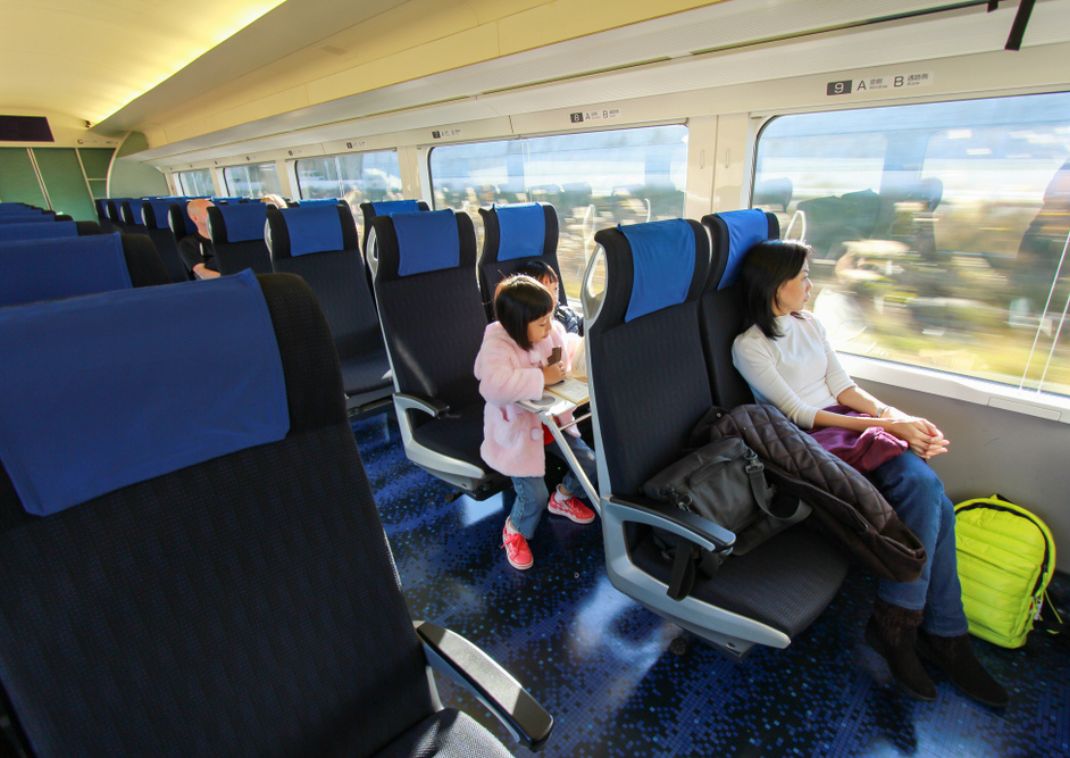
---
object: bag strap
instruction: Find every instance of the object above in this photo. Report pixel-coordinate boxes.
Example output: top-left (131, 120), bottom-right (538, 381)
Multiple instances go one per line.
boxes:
top-left (743, 450), bottom-right (808, 527)
top-left (667, 539), bottom-right (700, 601)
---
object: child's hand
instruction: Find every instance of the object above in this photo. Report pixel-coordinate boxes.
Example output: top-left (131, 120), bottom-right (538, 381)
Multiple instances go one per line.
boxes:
top-left (542, 362), bottom-right (566, 385)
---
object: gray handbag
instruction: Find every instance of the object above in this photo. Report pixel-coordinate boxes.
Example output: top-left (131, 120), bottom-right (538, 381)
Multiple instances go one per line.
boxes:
top-left (643, 437), bottom-right (811, 598)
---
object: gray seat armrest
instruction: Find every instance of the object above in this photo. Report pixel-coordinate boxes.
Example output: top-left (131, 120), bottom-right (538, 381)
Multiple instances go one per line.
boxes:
top-left (414, 620), bottom-right (553, 751)
top-left (605, 496), bottom-right (736, 553)
top-left (394, 392), bottom-right (449, 418)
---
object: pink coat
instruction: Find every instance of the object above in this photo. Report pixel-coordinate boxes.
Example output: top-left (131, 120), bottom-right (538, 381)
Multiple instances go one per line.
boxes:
top-left (474, 321), bottom-right (580, 477)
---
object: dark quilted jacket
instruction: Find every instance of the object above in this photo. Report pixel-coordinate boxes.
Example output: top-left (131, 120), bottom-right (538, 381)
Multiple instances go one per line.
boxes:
top-left (691, 404), bottom-right (926, 583)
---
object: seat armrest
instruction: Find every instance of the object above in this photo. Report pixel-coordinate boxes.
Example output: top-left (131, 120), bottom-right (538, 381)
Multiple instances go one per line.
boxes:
top-left (394, 393), bottom-right (449, 418)
top-left (605, 496), bottom-right (736, 553)
top-left (414, 620), bottom-right (553, 751)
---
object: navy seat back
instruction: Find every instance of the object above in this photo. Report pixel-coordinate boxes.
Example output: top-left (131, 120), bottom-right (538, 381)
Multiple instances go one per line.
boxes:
top-left (477, 202), bottom-right (565, 316)
top-left (140, 199), bottom-right (191, 283)
top-left (0, 221), bottom-right (77, 242)
top-left (207, 203), bottom-right (272, 274)
top-left (587, 219), bottom-right (711, 496)
top-left (699, 210), bottom-right (780, 409)
top-left (0, 272), bottom-right (452, 755)
top-left (167, 202), bottom-right (198, 240)
top-left (0, 213), bottom-right (53, 225)
top-left (121, 199), bottom-right (147, 228)
top-left (371, 209), bottom-right (484, 413)
top-left (0, 233), bottom-right (169, 307)
top-left (266, 205), bottom-right (388, 392)
top-left (359, 199), bottom-right (429, 250)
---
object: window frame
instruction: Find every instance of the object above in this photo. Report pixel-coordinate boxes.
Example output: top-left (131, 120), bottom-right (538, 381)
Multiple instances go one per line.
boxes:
top-left (174, 168), bottom-right (214, 197)
top-left (293, 148), bottom-right (401, 200)
top-left (750, 94), bottom-right (1070, 423)
top-left (221, 161), bottom-right (281, 198)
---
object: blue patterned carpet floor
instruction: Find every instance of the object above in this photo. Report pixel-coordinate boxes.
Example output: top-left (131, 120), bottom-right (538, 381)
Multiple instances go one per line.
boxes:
top-left (352, 410), bottom-right (1070, 758)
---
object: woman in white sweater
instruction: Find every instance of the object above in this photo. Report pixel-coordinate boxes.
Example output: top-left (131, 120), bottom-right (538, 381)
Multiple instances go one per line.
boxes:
top-left (732, 240), bottom-right (1006, 707)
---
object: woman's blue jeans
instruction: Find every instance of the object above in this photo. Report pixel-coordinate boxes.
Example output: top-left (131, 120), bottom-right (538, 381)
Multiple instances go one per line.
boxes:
top-left (868, 451), bottom-right (969, 636)
top-left (509, 435), bottom-right (598, 539)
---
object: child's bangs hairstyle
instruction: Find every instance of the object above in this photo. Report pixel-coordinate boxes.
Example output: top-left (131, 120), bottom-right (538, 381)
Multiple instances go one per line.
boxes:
top-left (515, 259), bottom-right (559, 285)
top-left (739, 240), bottom-right (812, 339)
top-left (494, 275), bottom-right (555, 350)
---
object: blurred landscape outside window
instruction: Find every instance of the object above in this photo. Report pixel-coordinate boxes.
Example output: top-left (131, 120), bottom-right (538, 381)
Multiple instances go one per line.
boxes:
top-left (175, 168), bottom-right (214, 197)
top-left (429, 125), bottom-right (688, 300)
top-left (754, 92), bottom-right (1070, 397)
top-left (296, 151), bottom-right (403, 235)
top-left (223, 162), bottom-right (282, 198)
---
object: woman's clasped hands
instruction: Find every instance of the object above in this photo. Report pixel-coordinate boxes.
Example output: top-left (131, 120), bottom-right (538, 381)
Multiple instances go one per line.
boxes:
top-left (884, 410), bottom-right (950, 460)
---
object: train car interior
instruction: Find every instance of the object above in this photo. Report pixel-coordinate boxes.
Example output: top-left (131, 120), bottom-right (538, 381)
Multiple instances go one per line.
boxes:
top-left (1, 1), bottom-right (1069, 755)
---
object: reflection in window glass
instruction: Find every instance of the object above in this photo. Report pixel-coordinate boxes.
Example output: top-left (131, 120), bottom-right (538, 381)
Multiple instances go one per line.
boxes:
top-left (223, 162), bottom-right (282, 198)
top-left (296, 151), bottom-right (403, 227)
top-left (755, 93), bottom-right (1070, 396)
top-left (175, 169), bottom-right (214, 196)
top-left (429, 125), bottom-right (688, 299)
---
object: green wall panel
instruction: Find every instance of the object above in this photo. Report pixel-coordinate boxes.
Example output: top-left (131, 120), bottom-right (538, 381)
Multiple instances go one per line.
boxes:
top-left (34, 148), bottom-right (96, 221)
top-left (0, 148), bottom-right (47, 207)
top-left (110, 132), bottom-right (168, 198)
top-left (79, 148), bottom-right (114, 181)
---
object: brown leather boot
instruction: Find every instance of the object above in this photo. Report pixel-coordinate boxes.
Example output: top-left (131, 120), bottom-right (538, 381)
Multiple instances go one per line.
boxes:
top-left (865, 598), bottom-right (936, 700)
top-left (916, 630), bottom-right (1009, 707)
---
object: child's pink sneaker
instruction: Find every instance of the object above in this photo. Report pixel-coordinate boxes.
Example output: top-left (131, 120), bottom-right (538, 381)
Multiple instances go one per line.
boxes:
top-left (548, 488), bottom-right (595, 524)
top-left (502, 522), bottom-right (533, 570)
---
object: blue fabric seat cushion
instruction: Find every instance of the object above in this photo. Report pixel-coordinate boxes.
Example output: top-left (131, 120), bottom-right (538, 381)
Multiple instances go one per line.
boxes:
top-left (495, 203), bottom-right (545, 261)
top-left (0, 270), bottom-right (289, 516)
top-left (717, 209), bottom-right (772, 289)
top-left (620, 219), bottom-right (695, 322)
top-left (0, 233), bottom-right (131, 307)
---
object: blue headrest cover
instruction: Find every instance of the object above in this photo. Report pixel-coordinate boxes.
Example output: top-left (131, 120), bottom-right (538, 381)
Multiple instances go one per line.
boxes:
top-left (620, 220), bottom-right (696, 323)
top-left (717, 209), bottom-right (771, 290)
top-left (393, 210), bottom-right (459, 276)
top-left (495, 203), bottom-right (545, 261)
top-left (297, 198), bottom-right (341, 207)
top-left (0, 270), bottom-right (290, 516)
top-left (217, 203), bottom-right (267, 242)
top-left (0, 214), bottom-right (53, 224)
top-left (0, 233), bottom-right (131, 307)
top-left (371, 199), bottom-right (420, 217)
top-left (144, 199), bottom-right (177, 229)
top-left (0, 221), bottom-right (77, 242)
top-left (282, 205), bottom-right (344, 256)
top-left (213, 197), bottom-right (244, 204)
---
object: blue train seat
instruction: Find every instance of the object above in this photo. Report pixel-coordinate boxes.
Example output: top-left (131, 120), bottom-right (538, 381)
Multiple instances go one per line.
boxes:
top-left (0, 232), bottom-right (169, 307)
top-left (0, 271), bottom-right (551, 755)
top-left (584, 218), bottom-right (847, 656)
top-left (359, 199), bottom-right (429, 251)
top-left (140, 198), bottom-right (194, 283)
top-left (206, 203), bottom-right (272, 274)
top-left (476, 202), bottom-right (566, 318)
top-left (266, 204), bottom-right (392, 414)
top-left (370, 209), bottom-right (506, 498)
top-left (0, 221), bottom-right (77, 242)
top-left (699, 209), bottom-right (782, 409)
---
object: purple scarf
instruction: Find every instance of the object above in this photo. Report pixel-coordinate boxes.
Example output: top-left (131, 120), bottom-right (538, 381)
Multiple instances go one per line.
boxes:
top-left (810, 404), bottom-right (907, 473)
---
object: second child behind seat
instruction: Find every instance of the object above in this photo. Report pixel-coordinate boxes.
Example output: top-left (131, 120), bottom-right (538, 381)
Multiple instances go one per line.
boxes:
top-left (475, 275), bottom-right (598, 571)
top-left (514, 259), bottom-right (583, 335)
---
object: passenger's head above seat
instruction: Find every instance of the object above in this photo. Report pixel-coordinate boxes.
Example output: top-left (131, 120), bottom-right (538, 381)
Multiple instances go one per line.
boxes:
top-left (186, 198), bottom-right (214, 238)
top-left (260, 194), bottom-right (288, 209)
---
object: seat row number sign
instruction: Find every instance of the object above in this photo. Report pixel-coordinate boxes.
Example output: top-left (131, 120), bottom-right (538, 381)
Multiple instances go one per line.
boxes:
top-left (826, 72), bottom-right (934, 96)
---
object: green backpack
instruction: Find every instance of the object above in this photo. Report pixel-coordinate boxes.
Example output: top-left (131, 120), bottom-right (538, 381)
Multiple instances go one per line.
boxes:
top-left (955, 494), bottom-right (1058, 648)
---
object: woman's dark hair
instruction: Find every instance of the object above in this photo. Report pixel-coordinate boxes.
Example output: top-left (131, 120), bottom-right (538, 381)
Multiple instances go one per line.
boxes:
top-left (738, 240), bottom-right (811, 339)
top-left (494, 274), bottom-right (555, 350)
top-left (514, 259), bottom-right (558, 284)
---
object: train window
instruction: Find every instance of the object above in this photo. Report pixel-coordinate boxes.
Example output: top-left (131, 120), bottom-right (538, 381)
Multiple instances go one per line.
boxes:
top-left (754, 92), bottom-right (1070, 397)
top-left (222, 162), bottom-right (282, 198)
top-left (429, 124), bottom-right (688, 299)
top-left (295, 150), bottom-right (402, 214)
top-left (175, 169), bottom-right (214, 196)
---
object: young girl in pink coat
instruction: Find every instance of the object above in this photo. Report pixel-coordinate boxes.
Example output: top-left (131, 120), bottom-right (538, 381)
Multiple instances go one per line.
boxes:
top-left (474, 275), bottom-right (598, 570)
